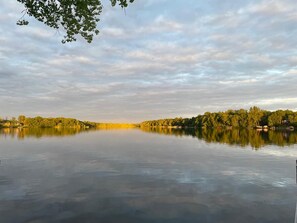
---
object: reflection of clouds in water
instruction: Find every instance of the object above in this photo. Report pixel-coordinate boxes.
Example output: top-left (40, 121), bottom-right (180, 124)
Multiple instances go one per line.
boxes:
top-left (221, 170), bottom-right (237, 176)
top-left (258, 147), bottom-right (297, 157)
top-left (176, 173), bottom-right (208, 185)
top-left (0, 186), bottom-right (26, 201)
top-left (272, 179), bottom-right (293, 188)
top-left (1, 130), bottom-right (296, 222)
top-left (177, 173), bottom-right (195, 184)
top-left (221, 168), bottom-right (296, 189)
top-left (140, 168), bottom-right (164, 176)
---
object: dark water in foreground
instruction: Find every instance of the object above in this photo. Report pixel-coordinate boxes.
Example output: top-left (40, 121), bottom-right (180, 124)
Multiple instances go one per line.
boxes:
top-left (0, 128), bottom-right (297, 223)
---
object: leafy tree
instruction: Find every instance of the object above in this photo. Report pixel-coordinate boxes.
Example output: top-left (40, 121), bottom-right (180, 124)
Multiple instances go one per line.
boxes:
top-left (237, 109), bottom-right (248, 128)
top-left (248, 106), bottom-right (263, 128)
top-left (18, 115), bottom-right (26, 125)
top-left (267, 110), bottom-right (284, 126)
top-left (288, 114), bottom-right (297, 126)
top-left (11, 117), bottom-right (18, 126)
top-left (17, 0), bottom-right (134, 43)
top-left (140, 107), bottom-right (297, 130)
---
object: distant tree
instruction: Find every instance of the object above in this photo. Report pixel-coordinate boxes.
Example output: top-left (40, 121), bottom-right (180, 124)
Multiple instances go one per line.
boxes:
top-left (288, 114), bottom-right (297, 125)
top-left (17, 0), bottom-right (134, 43)
top-left (9, 117), bottom-right (18, 127)
top-left (268, 110), bottom-right (284, 126)
top-left (140, 107), bottom-right (297, 129)
top-left (248, 106), bottom-right (263, 127)
top-left (18, 115), bottom-right (26, 125)
top-left (237, 109), bottom-right (248, 128)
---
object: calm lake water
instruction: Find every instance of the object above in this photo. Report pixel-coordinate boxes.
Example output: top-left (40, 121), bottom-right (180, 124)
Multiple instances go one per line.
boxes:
top-left (1, 128), bottom-right (297, 223)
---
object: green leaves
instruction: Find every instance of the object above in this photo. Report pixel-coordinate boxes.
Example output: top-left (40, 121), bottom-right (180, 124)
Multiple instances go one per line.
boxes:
top-left (16, 0), bottom-right (134, 43)
top-left (16, 19), bottom-right (29, 25)
top-left (110, 0), bottom-right (134, 7)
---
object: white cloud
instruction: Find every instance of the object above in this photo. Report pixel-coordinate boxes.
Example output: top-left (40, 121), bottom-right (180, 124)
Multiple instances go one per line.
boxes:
top-left (244, 1), bottom-right (293, 15)
top-left (0, 0), bottom-right (296, 122)
top-left (253, 98), bottom-right (297, 106)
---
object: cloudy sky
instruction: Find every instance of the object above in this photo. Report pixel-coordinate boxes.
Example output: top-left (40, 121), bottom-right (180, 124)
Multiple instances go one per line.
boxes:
top-left (0, 0), bottom-right (297, 122)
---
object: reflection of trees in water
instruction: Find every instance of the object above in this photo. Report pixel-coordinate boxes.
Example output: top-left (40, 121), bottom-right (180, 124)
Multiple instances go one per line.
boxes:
top-left (0, 126), bottom-right (135, 139)
top-left (140, 127), bottom-right (297, 149)
top-left (0, 128), bottom-right (88, 139)
top-left (2, 127), bottom-right (297, 148)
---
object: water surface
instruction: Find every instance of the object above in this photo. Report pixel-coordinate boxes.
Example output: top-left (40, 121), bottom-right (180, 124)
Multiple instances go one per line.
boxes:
top-left (0, 128), bottom-right (297, 223)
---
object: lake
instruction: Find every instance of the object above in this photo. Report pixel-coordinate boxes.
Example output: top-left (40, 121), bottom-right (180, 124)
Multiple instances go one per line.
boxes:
top-left (0, 128), bottom-right (297, 223)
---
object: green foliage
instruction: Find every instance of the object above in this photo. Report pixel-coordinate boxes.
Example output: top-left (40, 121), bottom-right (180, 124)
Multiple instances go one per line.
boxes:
top-left (0, 115), bottom-right (137, 130)
top-left (268, 110), bottom-right (284, 126)
top-left (110, 0), bottom-right (134, 7)
top-left (140, 107), bottom-right (297, 130)
top-left (248, 106), bottom-right (263, 127)
top-left (18, 115), bottom-right (26, 125)
top-left (1, 107), bottom-right (296, 131)
top-left (16, 0), bottom-right (134, 43)
top-left (23, 116), bottom-right (92, 128)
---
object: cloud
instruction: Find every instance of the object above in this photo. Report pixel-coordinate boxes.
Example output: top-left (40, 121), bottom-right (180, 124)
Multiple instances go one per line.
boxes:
top-left (243, 0), bottom-right (293, 15)
top-left (0, 0), bottom-right (296, 122)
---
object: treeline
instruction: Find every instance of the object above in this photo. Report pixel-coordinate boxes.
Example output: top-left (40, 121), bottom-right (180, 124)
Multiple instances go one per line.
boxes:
top-left (0, 115), bottom-right (137, 129)
top-left (2, 107), bottom-right (297, 130)
top-left (141, 107), bottom-right (297, 129)
top-left (0, 115), bottom-right (94, 128)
